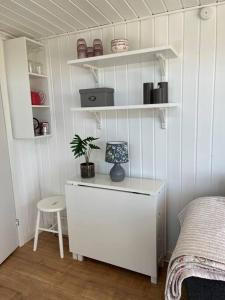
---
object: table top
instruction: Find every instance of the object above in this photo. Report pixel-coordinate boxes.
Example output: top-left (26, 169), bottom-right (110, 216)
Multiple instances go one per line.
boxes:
top-left (67, 173), bottom-right (164, 196)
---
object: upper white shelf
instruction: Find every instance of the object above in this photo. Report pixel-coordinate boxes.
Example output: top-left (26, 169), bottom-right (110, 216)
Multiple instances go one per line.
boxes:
top-left (70, 103), bottom-right (178, 112)
top-left (67, 46), bottom-right (178, 69)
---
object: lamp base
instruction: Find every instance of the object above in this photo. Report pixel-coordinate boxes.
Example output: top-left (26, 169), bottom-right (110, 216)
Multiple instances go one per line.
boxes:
top-left (110, 163), bottom-right (125, 182)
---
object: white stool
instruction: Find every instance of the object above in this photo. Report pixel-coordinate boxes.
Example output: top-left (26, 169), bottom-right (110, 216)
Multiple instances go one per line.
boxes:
top-left (33, 195), bottom-right (66, 258)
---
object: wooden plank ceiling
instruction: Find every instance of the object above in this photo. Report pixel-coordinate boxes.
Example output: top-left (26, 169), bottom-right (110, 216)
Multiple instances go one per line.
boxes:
top-left (0, 0), bottom-right (223, 39)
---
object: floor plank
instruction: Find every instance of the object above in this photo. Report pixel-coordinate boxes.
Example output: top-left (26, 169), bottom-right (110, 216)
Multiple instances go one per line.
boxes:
top-left (0, 233), bottom-right (187, 300)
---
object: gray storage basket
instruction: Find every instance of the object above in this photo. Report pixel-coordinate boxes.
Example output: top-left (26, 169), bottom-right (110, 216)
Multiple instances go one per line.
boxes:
top-left (79, 88), bottom-right (114, 107)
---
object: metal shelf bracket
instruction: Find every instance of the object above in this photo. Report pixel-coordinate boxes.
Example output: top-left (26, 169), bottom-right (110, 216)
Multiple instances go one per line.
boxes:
top-left (158, 108), bottom-right (167, 129)
top-left (83, 64), bottom-right (99, 84)
top-left (156, 54), bottom-right (166, 80)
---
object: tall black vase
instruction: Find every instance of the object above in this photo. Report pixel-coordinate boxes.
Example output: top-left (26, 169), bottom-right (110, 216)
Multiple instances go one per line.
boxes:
top-left (143, 82), bottom-right (154, 104)
top-left (158, 82), bottom-right (168, 103)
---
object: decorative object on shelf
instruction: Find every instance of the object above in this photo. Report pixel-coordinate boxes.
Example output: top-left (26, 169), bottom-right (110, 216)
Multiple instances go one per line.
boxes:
top-left (35, 62), bottom-right (43, 75)
top-left (111, 39), bottom-right (128, 53)
top-left (87, 46), bottom-right (94, 57)
top-left (31, 90), bottom-right (46, 105)
top-left (77, 38), bottom-right (87, 59)
top-left (28, 60), bottom-right (43, 74)
top-left (28, 60), bottom-right (34, 73)
top-left (79, 88), bottom-right (114, 107)
top-left (105, 141), bottom-right (129, 182)
top-left (151, 88), bottom-right (163, 104)
top-left (158, 82), bottom-right (168, 103)
top-left (93, 39), bottom-right (103, 56)
top-left (38, 91), bottom-right (47, 104)
top-left (33, 117), bottom-right (40, 136)
top-left (77, 38), bottom-right (103, 58)
top-left (143, 82), bottom-right (154, 104)
top-left (31, 91), bottom-right (42, 105)
top-left (40, 122), bottom-right (49, 135)
top-left (70, 134), bottom-right (100, 178)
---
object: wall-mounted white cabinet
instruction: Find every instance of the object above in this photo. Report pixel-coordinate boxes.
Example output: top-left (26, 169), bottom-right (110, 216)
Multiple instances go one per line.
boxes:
top-left (4, 37), bottom-right (51, 139)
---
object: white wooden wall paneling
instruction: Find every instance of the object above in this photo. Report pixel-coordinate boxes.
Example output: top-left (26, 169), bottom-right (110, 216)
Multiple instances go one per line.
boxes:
top-left (182, 0), bottom-right (199, 8)
top-left (211, 4), bottom-right (225, 194)
top-left (2, 0), bottom-right (64, 34)
top-left (48, 0), bottom-right (97, 28)
top-left (88, 0), bottom-right (123, 23)
top-left (195, 7), bottom-right (216, 197)
top-left (167, 12), bottom-right (183, 251)
top-left (107, 0), bottom-right (137, 20)
top-left (163, 0), bottom-right (183, 11)
top-left (126, 21), bottom-right (142, 177)
top-left (16, 0), bottom-right (74, 32)
top-left (0, 0), bottom-right (224, 38)
top-left (145, 0), bottom-right (167, 14)
top-left (11, 4), bottom-right (225, 253)
top-left (114, 23), bottom-right (130, 177)
top-left (126, 0), bottom-right (152, 17)
top-left (34, 0), bottom-right (84, 30)
top-left (0, 3), bottom-right (54, 36)
top-left (140, 18), bottom-right (155, 179)
top-left (180, 9), bottom-right (200, 208)
top-left (71, 0), bottom-right (110, 25)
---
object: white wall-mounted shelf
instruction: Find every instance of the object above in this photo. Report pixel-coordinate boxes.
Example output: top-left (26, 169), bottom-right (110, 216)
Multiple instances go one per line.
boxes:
top-left (29, 72), bottom-right (48, 78)
top-left (71, 103), bottom-right (178, 112)
top-left (32, 105), bottom-right (50, 108)
top-left (68, 46), bottom-right (178, 83)
top-left (71, 103), bottom-right (178, 129)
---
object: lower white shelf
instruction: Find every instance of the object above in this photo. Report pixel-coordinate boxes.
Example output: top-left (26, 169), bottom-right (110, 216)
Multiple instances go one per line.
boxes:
top-left (70, 103), bottom-right (178, 112)
top-left (71, 103), bottom-right (179, 130)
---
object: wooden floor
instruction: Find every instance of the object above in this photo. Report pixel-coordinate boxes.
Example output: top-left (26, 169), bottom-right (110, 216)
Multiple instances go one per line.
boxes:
top-left (0, 233), bottom-right (187, 300)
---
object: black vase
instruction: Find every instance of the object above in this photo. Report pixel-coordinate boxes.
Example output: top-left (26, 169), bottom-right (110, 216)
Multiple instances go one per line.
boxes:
top-left (143, 82), bottom-right (154, 104)
top-left (158, 82), bottom-right (168, 103)
top-left (80, 162), bottom-right (95, 178)
top-left (151, 88), bottom-right (163, 104)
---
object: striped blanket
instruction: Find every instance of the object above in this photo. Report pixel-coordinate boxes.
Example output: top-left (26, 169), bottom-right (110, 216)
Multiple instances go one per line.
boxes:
top-left (165, 197), bottom-right (225, 300)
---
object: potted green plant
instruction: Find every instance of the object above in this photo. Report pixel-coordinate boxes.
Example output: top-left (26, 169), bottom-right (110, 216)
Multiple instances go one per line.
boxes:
top-left (70, 134), bottom-right (100, 178)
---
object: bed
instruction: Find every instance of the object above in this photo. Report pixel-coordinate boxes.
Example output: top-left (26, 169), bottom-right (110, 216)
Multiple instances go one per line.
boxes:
top-left (165, 197), bottom-right (225, 300)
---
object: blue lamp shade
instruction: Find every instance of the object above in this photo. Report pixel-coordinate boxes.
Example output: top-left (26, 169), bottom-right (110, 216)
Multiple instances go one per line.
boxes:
top-left (105, 141), bottom-right (129, 164)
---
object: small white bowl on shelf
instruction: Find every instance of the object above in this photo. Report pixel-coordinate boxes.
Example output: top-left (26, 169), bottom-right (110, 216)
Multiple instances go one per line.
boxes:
top-left (111, 39), bottom-right (128, 53)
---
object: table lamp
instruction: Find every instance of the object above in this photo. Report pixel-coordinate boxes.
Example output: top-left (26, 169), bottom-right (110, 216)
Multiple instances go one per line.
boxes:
top-left (105, 141), bottom-right (129, 182)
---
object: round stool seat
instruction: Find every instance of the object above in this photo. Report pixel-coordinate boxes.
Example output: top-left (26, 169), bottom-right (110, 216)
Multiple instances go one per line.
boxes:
top-left (37, 196), bottom-right (66, 213)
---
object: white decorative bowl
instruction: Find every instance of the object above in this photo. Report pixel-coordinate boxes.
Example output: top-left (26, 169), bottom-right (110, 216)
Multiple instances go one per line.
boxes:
top-left (111, 39), bottom-right (128, 53)
top-left (112, 45), bottom-right (128, 53)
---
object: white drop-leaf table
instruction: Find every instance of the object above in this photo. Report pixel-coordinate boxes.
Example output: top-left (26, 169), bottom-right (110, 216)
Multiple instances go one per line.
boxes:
top-left (65, 174), bottom-right (165, 284)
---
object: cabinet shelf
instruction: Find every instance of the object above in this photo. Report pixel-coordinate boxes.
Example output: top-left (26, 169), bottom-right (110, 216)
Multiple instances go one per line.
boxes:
top-left (71, 103), bottom-right (178, 130)
top-left (32, 105), bottom-right (50, 108)
top-left (29, 72), bottom-right (48, 78)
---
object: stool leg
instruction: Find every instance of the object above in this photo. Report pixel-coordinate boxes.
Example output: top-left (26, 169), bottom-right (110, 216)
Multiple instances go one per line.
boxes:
top-left (33, 210), bottom-right (40, 251)
top-left (57, 211), bottom-right (64, 258)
